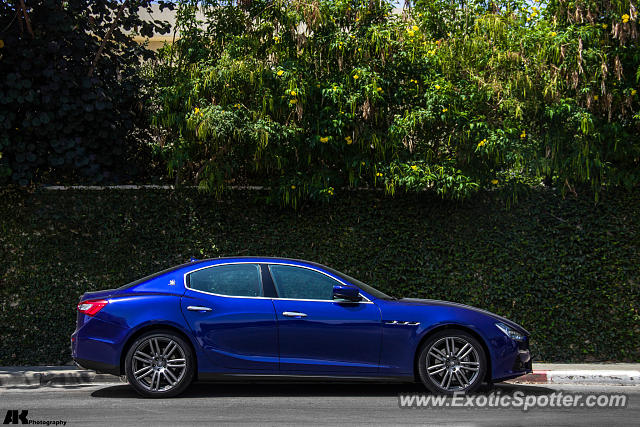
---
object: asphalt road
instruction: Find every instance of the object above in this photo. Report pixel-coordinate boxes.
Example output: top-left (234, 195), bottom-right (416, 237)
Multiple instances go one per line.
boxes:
top-left (0, 381), bottom-right (637, 426)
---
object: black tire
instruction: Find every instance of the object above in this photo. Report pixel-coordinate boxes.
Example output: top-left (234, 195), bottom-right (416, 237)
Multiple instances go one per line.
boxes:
top-left (124, 330), bottom-right (195, 398)
top-left (417, 329), bottom-right (487, 394)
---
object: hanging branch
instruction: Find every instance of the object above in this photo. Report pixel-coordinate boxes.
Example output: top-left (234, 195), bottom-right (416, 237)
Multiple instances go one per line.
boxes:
top-left (87, 0), bottom-right (128, 77)
top-left (19, 0), bottom-right (34, 38)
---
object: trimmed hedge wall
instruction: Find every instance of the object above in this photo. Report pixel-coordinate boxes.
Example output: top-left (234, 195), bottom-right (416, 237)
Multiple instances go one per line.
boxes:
top-left (0, 188), bottom-right (638, 365)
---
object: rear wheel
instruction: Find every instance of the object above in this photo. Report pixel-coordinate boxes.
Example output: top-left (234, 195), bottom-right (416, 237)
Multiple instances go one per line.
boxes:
top-left (417, 330), bottom-right (486, 394)
top-left (124, 330), bottom-right (194, 398)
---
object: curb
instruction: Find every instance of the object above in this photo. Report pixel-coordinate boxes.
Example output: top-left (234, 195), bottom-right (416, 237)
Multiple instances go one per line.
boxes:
top-left (509, 370), bottom-right (640, 386)
top-left (0, 368), bottom-right (120, 387)
top-left (1, 368), bottom-right (639, 388)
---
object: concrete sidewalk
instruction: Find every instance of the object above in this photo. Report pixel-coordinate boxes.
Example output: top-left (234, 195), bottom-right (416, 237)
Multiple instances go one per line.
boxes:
top-left (1, 364), bottom-right (639, 387)
top-left (509, 363), bottom-right (640, 386)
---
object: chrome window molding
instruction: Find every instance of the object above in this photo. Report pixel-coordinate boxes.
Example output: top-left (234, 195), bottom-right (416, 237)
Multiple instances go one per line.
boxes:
top-left (183, 261), bottom-right (373, 304)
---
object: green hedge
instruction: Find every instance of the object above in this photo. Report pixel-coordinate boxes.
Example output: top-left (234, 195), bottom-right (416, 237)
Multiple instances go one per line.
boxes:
top-left (1, 188), bottom-right (638, 365)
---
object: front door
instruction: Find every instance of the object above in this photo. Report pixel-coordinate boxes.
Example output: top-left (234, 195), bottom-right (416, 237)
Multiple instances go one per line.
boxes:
top-left (268, 264), bottom-right (382, 374)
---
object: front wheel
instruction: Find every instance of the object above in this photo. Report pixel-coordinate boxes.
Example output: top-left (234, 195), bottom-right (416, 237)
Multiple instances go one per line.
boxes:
top-left (417, 330), bottom-right (487, 394)
top-left (124, 330), bottom-right (195, 398)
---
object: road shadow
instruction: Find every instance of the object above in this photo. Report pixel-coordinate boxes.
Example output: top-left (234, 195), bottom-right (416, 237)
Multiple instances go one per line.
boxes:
top-left (91, 381), bottom-right (553, 399)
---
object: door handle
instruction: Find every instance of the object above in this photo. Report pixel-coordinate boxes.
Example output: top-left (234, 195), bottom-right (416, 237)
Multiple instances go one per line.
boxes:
top-left (282, 311), bottom-right (307, 318)
top-left (187, 306), bottom-right (212, 312)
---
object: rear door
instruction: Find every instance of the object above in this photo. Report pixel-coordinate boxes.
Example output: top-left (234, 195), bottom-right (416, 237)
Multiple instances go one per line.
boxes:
top-left (180, 263), bottom-right (278, 371)
top-left (268, 264), bottom-right (382, 374)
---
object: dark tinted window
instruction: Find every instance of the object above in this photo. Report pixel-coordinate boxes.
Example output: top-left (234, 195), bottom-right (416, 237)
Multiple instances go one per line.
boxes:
top-left (269, 265), bottom-right (339, 300)
top-left (188, 264), bottom-right (262, 297)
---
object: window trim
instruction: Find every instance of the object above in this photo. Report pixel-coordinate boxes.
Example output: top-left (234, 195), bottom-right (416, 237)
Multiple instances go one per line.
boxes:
top-left (185, 263), bottom-right (266, 299)
top-left (183, 261), bottom-right (372, 303)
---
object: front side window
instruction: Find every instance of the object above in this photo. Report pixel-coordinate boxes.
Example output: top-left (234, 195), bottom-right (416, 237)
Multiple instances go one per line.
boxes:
top-left (188, 264), bottom-right (262, 297)
top-left (269, 265), bottom-right (341, 300)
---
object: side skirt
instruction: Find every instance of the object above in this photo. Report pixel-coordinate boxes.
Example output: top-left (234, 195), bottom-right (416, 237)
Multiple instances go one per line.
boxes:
top-left (197, 373), bottom-right (414, 383)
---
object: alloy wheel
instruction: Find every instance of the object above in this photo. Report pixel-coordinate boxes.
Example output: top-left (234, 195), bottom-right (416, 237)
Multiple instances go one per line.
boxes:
top-left (130, 336), bottom-right (187, 392)
top-left (425, 336), bottom-right (480, 392)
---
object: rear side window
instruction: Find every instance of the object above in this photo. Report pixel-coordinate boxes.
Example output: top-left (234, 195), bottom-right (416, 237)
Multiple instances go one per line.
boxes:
top-left (269, 265), bottom-right (338, 300)
top-left (188, 264), bottom-right (263, 297)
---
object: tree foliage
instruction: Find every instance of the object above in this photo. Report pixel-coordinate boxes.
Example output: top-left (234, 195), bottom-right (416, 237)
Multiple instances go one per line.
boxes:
top-left (148, 0), bottom-right (640, 205)
top-left (0, 0), bottom-right (173, 185)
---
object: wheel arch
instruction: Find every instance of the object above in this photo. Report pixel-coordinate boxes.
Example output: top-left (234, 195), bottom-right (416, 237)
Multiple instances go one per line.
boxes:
top-left (119, 322), bottom-right (199, 378)
top-left (413, 324), bottom-right (492, 383)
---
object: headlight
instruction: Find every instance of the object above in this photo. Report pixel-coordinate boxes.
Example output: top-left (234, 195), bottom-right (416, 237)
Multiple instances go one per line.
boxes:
top-left (495, 322), bottom-right (526, 341)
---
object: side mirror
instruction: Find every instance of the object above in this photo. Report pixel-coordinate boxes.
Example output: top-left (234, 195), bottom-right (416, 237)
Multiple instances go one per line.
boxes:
top-left (333, 284), bottom-right (361, 302)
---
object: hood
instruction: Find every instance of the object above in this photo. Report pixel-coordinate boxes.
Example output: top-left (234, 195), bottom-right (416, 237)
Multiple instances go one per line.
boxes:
top-left (398, 298), bottom-right (530, 335)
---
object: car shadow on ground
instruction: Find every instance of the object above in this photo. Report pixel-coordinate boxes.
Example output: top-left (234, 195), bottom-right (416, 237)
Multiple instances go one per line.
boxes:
top-left (91, 381), bottom-right (553, 399)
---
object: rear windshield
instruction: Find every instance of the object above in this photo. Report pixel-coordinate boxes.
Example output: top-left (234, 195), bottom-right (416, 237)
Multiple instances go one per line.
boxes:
top-left (117, 262), bottom-right (193, 290)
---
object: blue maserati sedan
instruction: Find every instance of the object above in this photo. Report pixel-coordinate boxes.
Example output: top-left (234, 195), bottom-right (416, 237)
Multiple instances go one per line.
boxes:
top-left (72, 257), bottom-right (531, 397)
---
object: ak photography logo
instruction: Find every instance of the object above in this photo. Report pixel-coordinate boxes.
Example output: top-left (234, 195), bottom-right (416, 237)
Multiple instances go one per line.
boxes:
top-left (3, 410), bottom-right (67, 426)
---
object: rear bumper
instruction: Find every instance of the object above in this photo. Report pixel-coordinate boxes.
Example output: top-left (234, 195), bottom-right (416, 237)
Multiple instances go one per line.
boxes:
top-left (71, 315), bottom-right (129, 374)
top-left (73, 358), bottom-right (120, 376)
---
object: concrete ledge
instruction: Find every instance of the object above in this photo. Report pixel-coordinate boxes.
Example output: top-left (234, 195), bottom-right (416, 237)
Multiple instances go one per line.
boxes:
top-left (508, 370), bottom-right (640, 386)
top-left (2, 365), bottom-right (639, 388)
top-left (0, 367), bottom-right (120, 387)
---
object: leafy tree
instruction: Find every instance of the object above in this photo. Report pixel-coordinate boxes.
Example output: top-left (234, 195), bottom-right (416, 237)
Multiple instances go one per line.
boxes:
top-left (150, 0), bottom-right (640, 204)
top-left (0, 0), bottom-right (173, 184)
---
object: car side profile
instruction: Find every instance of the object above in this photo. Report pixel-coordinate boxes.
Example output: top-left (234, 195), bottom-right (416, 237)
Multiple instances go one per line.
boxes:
top-left (72, 257), bottom-right (532, 397)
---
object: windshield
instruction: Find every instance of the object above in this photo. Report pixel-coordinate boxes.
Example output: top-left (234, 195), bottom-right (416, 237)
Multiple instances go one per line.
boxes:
top-left (322, 266), bottom-right (395, 300)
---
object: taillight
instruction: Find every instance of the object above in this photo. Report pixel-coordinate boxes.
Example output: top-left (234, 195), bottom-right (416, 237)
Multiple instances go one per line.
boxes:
top-left (77, 299), bottom-right (108, 316)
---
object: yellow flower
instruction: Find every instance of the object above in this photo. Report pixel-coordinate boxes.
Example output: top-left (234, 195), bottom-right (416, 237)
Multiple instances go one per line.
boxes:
top-left (622, 14), bottom-right (630, 23)
top-left (291, 185), bottom-right (296, 189)
top-left (290, 90), bottom-right (297, 96)
top-left (407, 30), bottom-right (415, 37)
top-left (353, 74), bottom-right (359, 80)
top-left (274, 36), bottom-right (280, 42)
top-left (520, 130), bottom-right (526, 138)
top-left (593, 95), bottom-right (599, 101)
top-left (442, 108), bottom-right (448, 112)
top-left (358, 47), bottom-right (362, 52)
top-left (550, 31), bottom-right (557, 37)
top-left (376, 87), bottom-right (383, 93)
top-left (316, 84), bottom-right (321, 88)
top-left (632, 89), bottom-right (637, 96)
top-left (0, 39), bottom-right (4, 49)
top-left (411, 165), bottom-right (418, 171)
top-left (412, 25), bottom-right (419, 31)
top-left (333, 85), bottom-right (338, 91)
top-left (234, 103), bottom-right (241, 108)
top-left (477, 139), bottom-right (487, 147)
top-left (320, 136), bottom-right (329, 143)
top-left (194, 107), bottom-right (199, 114)
top-left (491, 179), bottom-right (499, 185)
top-left (277, 70), bottom-right (284, 76)
top-left (350, 35), bottom-right (356, 39)
top-left (290, 99), bottom-right (298, 104)
top-left (435, 84), bottom-right (441, 90)
top-left (361, 161), bottom-right (365, 166)
top-left (376, 172), bottom-right (383, 177)
top-left (345, 136), bottom-right (353, 144)
top-left (602, 23), bottom-right (608, 29)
